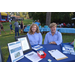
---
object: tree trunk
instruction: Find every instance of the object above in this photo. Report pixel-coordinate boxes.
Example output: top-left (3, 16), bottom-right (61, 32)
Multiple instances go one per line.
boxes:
top-left (46, 12), bottom-right (51, 26)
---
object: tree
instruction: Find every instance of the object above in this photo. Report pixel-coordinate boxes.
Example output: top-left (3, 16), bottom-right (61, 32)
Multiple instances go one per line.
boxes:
top-left (28, 12), bottom-right (46, 25)
top-left (51, 12), bottom-right (72, 24)
top-left (14, 12), bottom-right (16, 16)
top-left (46, 12), bottom-right (51, 26)
top-left (72, 12), bottom-right (75, 17)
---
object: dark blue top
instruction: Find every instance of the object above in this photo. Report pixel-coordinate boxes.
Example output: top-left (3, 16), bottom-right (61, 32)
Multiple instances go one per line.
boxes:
top-left (10, 24), bottom-right (12, 29)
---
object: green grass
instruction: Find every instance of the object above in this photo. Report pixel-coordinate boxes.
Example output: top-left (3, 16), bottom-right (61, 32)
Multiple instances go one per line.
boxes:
top-left (62, 33), bottom-right (75, 43)
top-left (0, 19), bottom-right (75, 62)
top-left (0, 19), bottom-right (32, 62)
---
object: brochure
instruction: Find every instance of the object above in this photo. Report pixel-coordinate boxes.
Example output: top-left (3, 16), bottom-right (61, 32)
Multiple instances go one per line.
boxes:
top-left (32, 45), bottom-right (44, 51)
top-left (62, 44), bottom-right (75, 55)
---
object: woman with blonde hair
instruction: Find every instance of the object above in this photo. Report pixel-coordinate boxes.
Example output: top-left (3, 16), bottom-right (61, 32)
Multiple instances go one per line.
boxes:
top-left (27, 24), bottom-right (42, 45)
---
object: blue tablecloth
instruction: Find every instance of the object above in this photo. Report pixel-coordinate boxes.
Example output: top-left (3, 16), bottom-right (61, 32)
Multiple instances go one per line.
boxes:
top-left (24, 28), bottom-right (30, 32)
top-left (24, 27), bottom-right (75, 33)
top-left (57, 28), bottom-right (75, 33)
top-left (7, 43), bottom-right (75, 62)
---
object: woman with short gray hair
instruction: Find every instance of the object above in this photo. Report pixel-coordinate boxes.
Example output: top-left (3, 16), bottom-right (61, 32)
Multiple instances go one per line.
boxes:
top-left (44, 23), bottom-right (62, 45)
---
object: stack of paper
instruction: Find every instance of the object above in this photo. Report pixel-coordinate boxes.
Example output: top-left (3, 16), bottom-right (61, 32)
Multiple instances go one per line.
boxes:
top-left (25, 51), bottom-right (42, 62)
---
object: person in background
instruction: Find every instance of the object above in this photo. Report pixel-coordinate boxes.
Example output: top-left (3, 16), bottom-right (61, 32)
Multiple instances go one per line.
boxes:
top-left (6, 18), bottom-right (7, 22)
top-left (44, 23), bottom-right (62, 45)
top-left (9, 22), bottom-right (14, 34)
top-left (66, 23), bottom-right (70, 28)
top-left (19, 22), bottom-right (21, 29)
top-left (34, 19), bottom-right (41, 27)
top-left (71, 23), bottom-right (74, 28)
top-left (27, 23), bottom-right (42, 45)
top-left (63, 23), bottom-right (66, 27)
top-left (20, 21), bottom-right (24, 34)
top-left (9, 19), bottom-right (11, 23)
top-left (0, 22), bottom-right (6, 35)
top-left (14, 19), bottom-right (19, 36)
top-left (61, 23), bottom-right (64, 27)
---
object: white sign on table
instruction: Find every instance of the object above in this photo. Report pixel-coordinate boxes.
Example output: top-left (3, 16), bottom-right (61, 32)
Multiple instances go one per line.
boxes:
top-left (8, 41), bottom-right (24, 62)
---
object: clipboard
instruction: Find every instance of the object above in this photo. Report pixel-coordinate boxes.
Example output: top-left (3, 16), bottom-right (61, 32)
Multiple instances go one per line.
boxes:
top-left (48, 49), bottom-right (68, 61)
